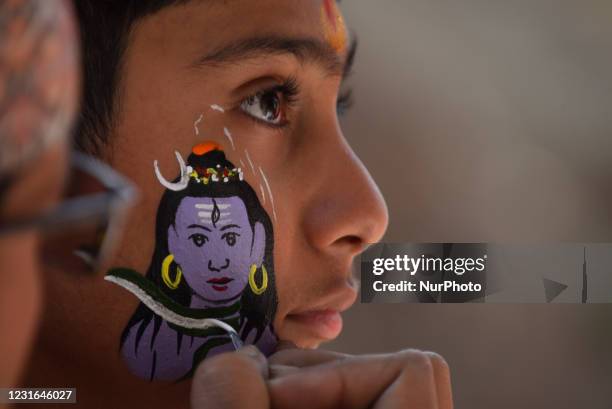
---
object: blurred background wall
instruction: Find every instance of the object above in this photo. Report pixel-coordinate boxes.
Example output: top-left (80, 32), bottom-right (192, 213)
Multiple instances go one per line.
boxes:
top-left (328, 1), bottom-right (612, 407)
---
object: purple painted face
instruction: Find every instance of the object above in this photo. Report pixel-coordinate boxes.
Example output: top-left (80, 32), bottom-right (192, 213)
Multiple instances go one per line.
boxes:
top-left (168, 196), bottom-right (266, 301)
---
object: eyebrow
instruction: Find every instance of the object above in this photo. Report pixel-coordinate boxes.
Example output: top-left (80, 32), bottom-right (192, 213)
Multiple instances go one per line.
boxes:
top-left (192, 35), bottom-right (357, 78)
top-left (220, 224), bottom-right (241, 231)
top-left (188, 224), bottom-right (212, 232)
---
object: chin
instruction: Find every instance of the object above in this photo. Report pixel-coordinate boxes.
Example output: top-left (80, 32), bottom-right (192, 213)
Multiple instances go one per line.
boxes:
top-left (194, 289), bottom-right (240, 303)
top-left (285, 331), bottom-right (329, 349)
top-left (275, 319), bottom-right (339, 350)
top-left (295, 338), bottom-right (324, 349)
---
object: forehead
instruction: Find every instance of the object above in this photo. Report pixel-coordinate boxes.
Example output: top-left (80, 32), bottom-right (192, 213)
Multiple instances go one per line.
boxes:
top-left (129, 0), bottom-right (348, 66)
top-left (177, 196), bottom-right (248, 217)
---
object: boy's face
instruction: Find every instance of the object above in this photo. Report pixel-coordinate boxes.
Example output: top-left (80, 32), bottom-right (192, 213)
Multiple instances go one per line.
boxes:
top-left (39, 0), bottom-right (387, 394)
top-left (114, 0), bottom-right (387, 344)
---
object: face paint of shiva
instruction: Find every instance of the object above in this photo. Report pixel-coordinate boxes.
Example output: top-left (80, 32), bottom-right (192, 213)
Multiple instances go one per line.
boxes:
top-left (25, 0), bottom-right (388, 406)
top-left (106, 142), bottom-right (276, 381)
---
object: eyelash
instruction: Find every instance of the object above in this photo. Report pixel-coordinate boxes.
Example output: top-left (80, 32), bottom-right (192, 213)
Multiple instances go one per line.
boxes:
top-left (239, 77), bottom-right (300, 130)
top-left (238, 77), bottom-right (355, 130)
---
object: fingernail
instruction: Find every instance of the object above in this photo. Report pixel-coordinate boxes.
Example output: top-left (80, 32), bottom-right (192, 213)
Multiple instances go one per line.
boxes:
top-left (239, 345), bottom-right (269, 379)
top-left (269, 364), bottom-right (299, 378)
top-left (239, 345), bottom-right (263, 360)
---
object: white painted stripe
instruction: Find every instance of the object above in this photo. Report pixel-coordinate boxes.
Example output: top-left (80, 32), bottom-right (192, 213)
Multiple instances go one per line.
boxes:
top-left (198, 218), bottom-right (231, 224)
top-left (210, 104), bottom-right (225, 113)
top-left (193, 113), bottom-right (204, 136)
top-left (244, 149), bottom-right (256, 176)
top-left (259, 166), bottom-right (277, 221)
top-left (224, 127), bottom-right (235, 150)
top-left (104, 275), bottom-right (237, 334)
top-left (195, 204), bottom-right (231, 210)
top-left (259, 184), bottom-right (266, 206)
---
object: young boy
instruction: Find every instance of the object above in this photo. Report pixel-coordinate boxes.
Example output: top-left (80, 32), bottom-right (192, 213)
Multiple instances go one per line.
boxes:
top-left (23, 1), bottom-right (452, 407)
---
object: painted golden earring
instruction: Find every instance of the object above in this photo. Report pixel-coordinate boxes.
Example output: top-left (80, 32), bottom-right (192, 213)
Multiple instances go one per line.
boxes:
top-left (249, 264), bottom-right (268, 295)
top-left (162, 254), bottom-right (183, 290)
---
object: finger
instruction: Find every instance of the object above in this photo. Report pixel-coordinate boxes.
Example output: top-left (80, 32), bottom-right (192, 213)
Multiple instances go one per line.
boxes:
top-left (374, 350), bottom-right (438, 409)
top-left (191, 345), bottom-right (269, 409)
top-left (269, 364), bottom-right (300, 378)
top-left (269, 347), bottom-right (350, 368)
top-left (426, 352), bottom-right (453, 409)
top-left (269, 349), bottom-right (446, 409)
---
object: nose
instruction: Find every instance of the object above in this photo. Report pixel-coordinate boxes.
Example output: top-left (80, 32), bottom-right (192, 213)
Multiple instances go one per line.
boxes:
top-left (208, 258), bottom-right (230, 272)
top-left (301, 122), bottom-right (389, 257)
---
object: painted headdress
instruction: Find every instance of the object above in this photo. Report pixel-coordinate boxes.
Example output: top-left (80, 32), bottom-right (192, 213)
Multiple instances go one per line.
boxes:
top-left (154, 141), bottom-right (244, 191)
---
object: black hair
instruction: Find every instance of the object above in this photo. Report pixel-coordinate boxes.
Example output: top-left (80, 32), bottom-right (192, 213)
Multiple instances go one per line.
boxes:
top-left (72, 0), bottom-right (191, 155)
top-left (121, 148), bottom-right (277, 353)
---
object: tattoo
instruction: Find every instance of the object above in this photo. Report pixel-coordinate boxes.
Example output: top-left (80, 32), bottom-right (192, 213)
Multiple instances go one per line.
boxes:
top-left (106, 142), bottom-right (278, 381)
top-left (0, 0), bottom-right (78, 176)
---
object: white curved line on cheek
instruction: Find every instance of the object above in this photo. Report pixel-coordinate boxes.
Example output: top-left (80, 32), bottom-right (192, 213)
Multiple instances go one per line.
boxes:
top-left (193, 113), bottom-right (204, 136)
top-left (223, 127), bottom-right (235, 150)
top-left (244, 149), bottom-right (257, 176)
top-left (103, 276), bottom-right (238, 335)
top-left (259, 184), bottom-right (267, 206)
top-left (210, 104), bottom-right (225, 113)
top-left (259, 166), bottom-right (277, 222)
top-left (153, 152), bottom-right (189, 191)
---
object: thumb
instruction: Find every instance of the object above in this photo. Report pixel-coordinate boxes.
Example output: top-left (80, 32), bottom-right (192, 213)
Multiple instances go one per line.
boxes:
top-left (191, 345), bottom-right (270, 409)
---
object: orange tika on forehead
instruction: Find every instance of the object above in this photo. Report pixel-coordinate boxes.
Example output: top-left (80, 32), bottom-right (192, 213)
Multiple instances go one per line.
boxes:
top-left (320, 0), bottom-right (347, 54)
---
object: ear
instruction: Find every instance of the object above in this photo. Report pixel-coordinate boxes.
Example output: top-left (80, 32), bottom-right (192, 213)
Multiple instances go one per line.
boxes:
top-left (250, 222), bottom-right (266, 266)
top-left (167, 225), bottom-right (180, 255)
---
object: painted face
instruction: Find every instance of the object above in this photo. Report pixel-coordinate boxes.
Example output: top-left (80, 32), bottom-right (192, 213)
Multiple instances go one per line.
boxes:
top-left (37, 0), bottom-right (388, 398)
top-left (168, 196), bottom-right (265, 301)
top-left (106, 146), bottom-right (278, 381)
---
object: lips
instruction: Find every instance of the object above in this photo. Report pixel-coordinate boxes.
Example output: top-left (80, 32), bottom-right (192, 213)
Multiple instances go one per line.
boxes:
top-left (206, 277), bottom-right (234, 292)
top-left (207, 277), bottom-right (233, 285)
top-left (286, 309), bottom-right (344, 341)
top-left (284, 283), bottom-right (358, 343)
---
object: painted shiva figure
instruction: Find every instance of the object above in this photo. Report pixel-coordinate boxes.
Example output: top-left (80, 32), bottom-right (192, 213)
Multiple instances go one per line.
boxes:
top-left (106, 142), bottom-right (277, 381)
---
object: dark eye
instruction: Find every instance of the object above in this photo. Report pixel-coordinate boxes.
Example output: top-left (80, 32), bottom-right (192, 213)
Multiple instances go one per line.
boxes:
top-left (221, 232), bottom-right (240, 247)
top-left (189, 233), bottom-right (208, 247)
top-left (239, 78), bottom-right (298, 127)
top-left (240, 90), bottom-right (283, 125)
